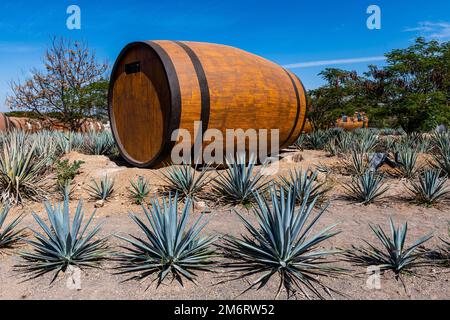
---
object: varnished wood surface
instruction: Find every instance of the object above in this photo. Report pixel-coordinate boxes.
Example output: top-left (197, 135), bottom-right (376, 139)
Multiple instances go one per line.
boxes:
top-left (0, 113), bottom-right (11, 132)
top-left (109, 41), bottom-right (308, 167)
top-left (110, 43), bottom-right (169, 164)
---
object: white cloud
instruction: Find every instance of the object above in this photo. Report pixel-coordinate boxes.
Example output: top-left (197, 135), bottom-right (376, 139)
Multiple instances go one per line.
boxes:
top-left (283, 56), bottom-right (386, 69)
top-left (404, 21), bottom-right (450, 40)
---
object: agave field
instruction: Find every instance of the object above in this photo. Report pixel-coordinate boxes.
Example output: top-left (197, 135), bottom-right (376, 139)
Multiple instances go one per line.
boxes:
top-left (0, 128), bottom-right (449, 300)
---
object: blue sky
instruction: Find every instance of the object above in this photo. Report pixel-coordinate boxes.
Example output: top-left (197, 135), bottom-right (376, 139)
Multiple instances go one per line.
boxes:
top-left (0, 0), bottom-right (449, 111)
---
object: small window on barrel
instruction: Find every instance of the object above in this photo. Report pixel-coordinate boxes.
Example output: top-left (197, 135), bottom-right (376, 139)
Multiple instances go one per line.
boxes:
top-left (125, 61), bottom-right (141, 75)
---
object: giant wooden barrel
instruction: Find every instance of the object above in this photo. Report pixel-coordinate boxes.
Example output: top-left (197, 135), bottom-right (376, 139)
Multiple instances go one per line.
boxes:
top-left (109, 41), bottom-right (307, 167)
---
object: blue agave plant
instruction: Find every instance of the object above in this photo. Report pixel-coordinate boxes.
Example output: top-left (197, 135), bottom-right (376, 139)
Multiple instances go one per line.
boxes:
top-left (16, 198), bottom-right (109, 281)
top-left (160, 162), bottom-right (211, 200)
top-left (219, 186), bottom-right (344, 299)
top-left (343, 171), bottom-right (388, 205)
top-left (406, 169), bottom-right (449, 206)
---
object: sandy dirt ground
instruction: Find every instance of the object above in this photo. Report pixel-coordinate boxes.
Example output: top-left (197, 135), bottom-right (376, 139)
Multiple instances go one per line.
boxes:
top-left (0, 150), bottom-right (448, 300)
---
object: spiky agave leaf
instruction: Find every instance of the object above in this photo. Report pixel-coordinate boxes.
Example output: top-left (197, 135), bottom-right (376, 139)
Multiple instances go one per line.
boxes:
top-left (0, 206), bottom-right (25, 249)
top-left (395, 133), bottom-right (429, 153)
top-left (353, 129), bottom-right (378, 153)
top-left (160, 162), bottom-right (211, 200)
top-left (431, 132), bottom-right (450, 152)
top-left (31, 130), bottom-right (60, 164)
top-left (212, 153), bottom-right (268, 206)
top-left (425, 237), bottom-right (450, 267)
top-left (336, 131), bottom-right (354, 154)
top-left (128, 176), bottom-right (150, 204)
top-left (56, 179), bottom-right (75, 200)
top-left (436, 238), bottom-right (450, 266)
top-left (431, 133), bottom-right (450, 175)
top-left (83, 131), bottom-right (117, 156)
top-left (380, 128), bottom-right (394, 136)
top-left (343, 171), bottom-right (388, 205)
top-left (218, 187), bottom-right (344, 299)
top-left (344, 218), bottom-right (433, 280)
top-left (327, 127), bottom-right (345, 139)
top-left (343, 149), bottom-right (369, 176)
top-left (279, 169), bottom-right (329, 205)
top-left (324, 138), bottom-right (339, 156)
top-left (15, 198), bottom-right (109, 281)
top-left (405, 169), bottom-right (449, 206)
top-left (0, 131), bottom-right (50, 205)
top-left (304, 130), bottom-right (329, 150)
top-left (383, 135), bottom-right (394, 150)
top-left (440, 238), bottom-right (450, 256)
top-left (87, 175), bottom-right (115, 200)
top-left (115, 194), bottom-right (217, 286)
top-left (395, 146), bottom-right (420, 179)
top-left (293, 134), bottom-right (306, 150)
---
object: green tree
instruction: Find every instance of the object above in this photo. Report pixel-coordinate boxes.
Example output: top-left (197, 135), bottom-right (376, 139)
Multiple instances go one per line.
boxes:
top-left (381, 37), bottom-right (450, 132)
